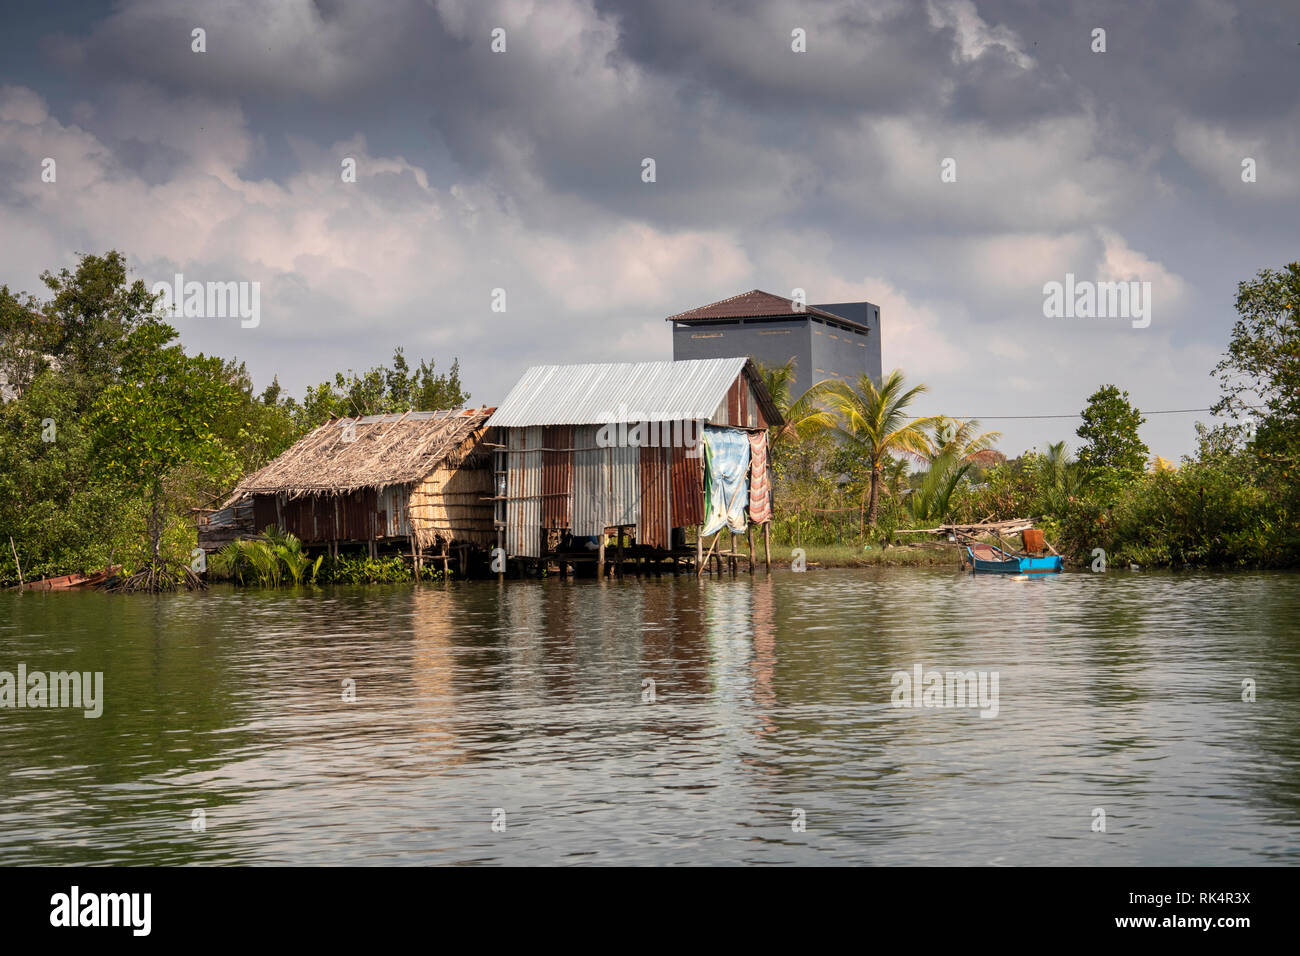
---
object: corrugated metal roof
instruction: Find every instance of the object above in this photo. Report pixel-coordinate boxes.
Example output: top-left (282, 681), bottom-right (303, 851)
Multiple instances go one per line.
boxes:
top-left (488, 358), bottom-right (757, 428)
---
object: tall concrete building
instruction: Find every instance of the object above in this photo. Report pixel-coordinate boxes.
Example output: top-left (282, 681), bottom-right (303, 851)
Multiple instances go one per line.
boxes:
top-left (667, 289), bottom-right (881, 398)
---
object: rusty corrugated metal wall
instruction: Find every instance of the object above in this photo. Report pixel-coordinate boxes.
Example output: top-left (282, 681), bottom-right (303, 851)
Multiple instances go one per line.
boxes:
top-left (498, 418), bottom-right (713, 547)
top-left (506, 426), bottom-right (543, 557)
top-left (571, 424), bottom-right (607, 536)
top-left (638, 445), bottom-right (672, 549)
top-left (722, 378), bottom-right (760, 429)
top-left (541, 425), bottom-right (572, 529)
top-left (670, 440), bottom-right (705, 527)
top-left (608, 442), bottom-right (640, 528)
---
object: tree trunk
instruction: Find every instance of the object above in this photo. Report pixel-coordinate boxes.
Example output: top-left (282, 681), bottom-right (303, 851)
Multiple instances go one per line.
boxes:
top-left (149, 483), bottom-right (164, 572)
top-left (866, 465), bottom-right (882, 528)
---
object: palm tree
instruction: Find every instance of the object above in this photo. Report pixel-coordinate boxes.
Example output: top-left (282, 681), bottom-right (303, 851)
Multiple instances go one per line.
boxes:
top-left (1038, 440), bottom-right (1082, 514)
top-left (211, 540), bottom-right (247, 585)
top-left (881, 455), bottom-right (911, 498)
top-left (909, 447), bottom-right (973, 523)
top-left (924, 417), bottom-right (1002, 463)
top-left (821, 369), bottom-right (943, 532)
top-left (752, 356), bottom-right (836, 451)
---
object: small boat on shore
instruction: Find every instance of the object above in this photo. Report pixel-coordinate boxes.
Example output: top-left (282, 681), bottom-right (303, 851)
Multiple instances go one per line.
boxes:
top-left (967, 544), bottom-right (1062, 575)
top-left (21, 565), bottom-right (123, 591)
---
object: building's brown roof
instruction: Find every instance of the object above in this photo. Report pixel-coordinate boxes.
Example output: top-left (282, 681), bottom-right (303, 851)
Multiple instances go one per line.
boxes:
top-left (665, 289), bottom-right (850, 324)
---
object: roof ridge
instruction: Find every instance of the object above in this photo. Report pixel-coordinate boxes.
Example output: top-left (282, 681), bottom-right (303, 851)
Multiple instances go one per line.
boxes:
top-left (665, 288), bottom-right (773, 321)
top-left (665, 288), bottom-right (850, 323)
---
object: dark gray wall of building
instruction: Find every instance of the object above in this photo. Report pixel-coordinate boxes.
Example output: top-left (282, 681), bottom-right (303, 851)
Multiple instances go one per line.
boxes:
top-left (809, 318), bottom-right (873, 390)
top-left (815, 301), bottom-right (882, 384)
top-left (672, 319), bottom-right (813, 394)
top-left (671, 300), bottom-right (881, 398)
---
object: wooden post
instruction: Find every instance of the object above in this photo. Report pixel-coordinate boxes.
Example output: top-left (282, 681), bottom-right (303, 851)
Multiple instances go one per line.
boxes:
top-left (442, 541), bottom-right (450, 580)
top-left (497, 530), bottom-right (505, 583)
top-left (9, 536), bottom-right (23, 588)
top-left (746, 526), bottom-right (755, 574)
top-left (597, 533), bottom-right (606, 579)
top-left (763, 522), bottom-right (771, 573)
top-left (695, 526), bottom-right (703, 576)
top-left (698, 530), bottom-right (721, 577)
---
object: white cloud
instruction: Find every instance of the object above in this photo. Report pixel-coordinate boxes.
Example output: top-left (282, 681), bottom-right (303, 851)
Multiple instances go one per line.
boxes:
top-left (926, 0), bottom-right (1035, 69)
top-left (1172, 113), bottom-right (1300, 198)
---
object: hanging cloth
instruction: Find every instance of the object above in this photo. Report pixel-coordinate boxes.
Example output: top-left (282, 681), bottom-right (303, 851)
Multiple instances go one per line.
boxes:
top-left (747, 430), bottom-right (771, 523)
top-left (701, 426), bottom-right (751, 536)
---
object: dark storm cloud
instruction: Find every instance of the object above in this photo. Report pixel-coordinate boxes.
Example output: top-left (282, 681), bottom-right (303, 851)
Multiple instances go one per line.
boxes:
top-left (4, 0), bottom-right (1297, 458)
top-left (34, 0), bottom-right (1290, 246)
top-left (595, 0), bottom-right (1081, 123)
top-left (977, 0), bottom-right (1300, 122)
top-left (40, 0), bottom-right (1080, 227)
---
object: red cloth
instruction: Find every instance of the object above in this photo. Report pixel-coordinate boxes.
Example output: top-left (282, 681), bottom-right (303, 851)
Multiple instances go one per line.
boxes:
top-left (748, 431), bottom-right (771, 523)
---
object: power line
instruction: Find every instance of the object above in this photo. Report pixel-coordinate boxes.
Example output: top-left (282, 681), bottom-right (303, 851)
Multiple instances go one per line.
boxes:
top-left (948, 407), bottom-right (1218, 421)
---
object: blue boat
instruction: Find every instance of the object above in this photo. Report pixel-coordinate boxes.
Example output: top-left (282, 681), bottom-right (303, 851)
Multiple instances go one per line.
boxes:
top-left (967, 543), bottom-right (1063, 575)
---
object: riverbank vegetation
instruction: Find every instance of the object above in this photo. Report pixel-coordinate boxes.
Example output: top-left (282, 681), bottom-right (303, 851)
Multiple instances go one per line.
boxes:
top-left (763, 262), bottom-right (1300, 569)
top-left (2, 251), bottom-right (1296, 584)
top-left (211, 529), bottom-right (447, 585)
top-left (0, 251), bottom-right (466, 588)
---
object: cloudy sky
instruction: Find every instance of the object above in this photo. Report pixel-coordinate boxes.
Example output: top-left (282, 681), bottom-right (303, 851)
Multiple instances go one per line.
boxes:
top-left (2, 0), bottom-right (1297, 458)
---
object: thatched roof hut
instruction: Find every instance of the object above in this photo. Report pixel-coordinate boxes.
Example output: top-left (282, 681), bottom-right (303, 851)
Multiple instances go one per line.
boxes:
top-left (221, 408), bottom-right (497, 549)
top-left (232, 408), bottom-right (493, 499)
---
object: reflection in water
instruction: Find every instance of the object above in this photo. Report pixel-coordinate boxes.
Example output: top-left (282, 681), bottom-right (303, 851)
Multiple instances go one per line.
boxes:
top-left (750, 576), bottom-right (779, 735)
top-left (1, 569), bottom-right (1298, 865)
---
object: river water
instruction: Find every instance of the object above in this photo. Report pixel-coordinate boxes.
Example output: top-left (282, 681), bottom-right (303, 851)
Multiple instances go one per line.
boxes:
top-left (1, 569), bottom-right (1297, 865)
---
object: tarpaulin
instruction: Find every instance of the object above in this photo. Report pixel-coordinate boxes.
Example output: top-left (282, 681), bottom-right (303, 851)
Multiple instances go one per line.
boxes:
top-left (701, 426), bottom-right (750, 536)
top-left (747, 430), bottom-right (771, 523)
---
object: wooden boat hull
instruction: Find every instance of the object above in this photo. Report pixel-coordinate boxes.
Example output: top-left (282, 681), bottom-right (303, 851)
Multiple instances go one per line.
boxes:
top-left (1019, 555), bottom-right (1064, 574)
top-left (970, 554), bottom-right (1022, 574)
top-left (22, 565), bottom-right (122, 591)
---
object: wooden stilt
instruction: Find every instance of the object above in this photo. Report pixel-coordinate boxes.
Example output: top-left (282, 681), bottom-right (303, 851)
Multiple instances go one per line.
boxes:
top-left (597, 533), bottom-right (606, 579)
top-left (763, 522), bottom-right (771, 573)
top-left (698, 529), bottom-right (721, 577)
top-left (747, 526), bottom-right (755, 574)
top-left (695, 526), bottom-right (703, 576)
